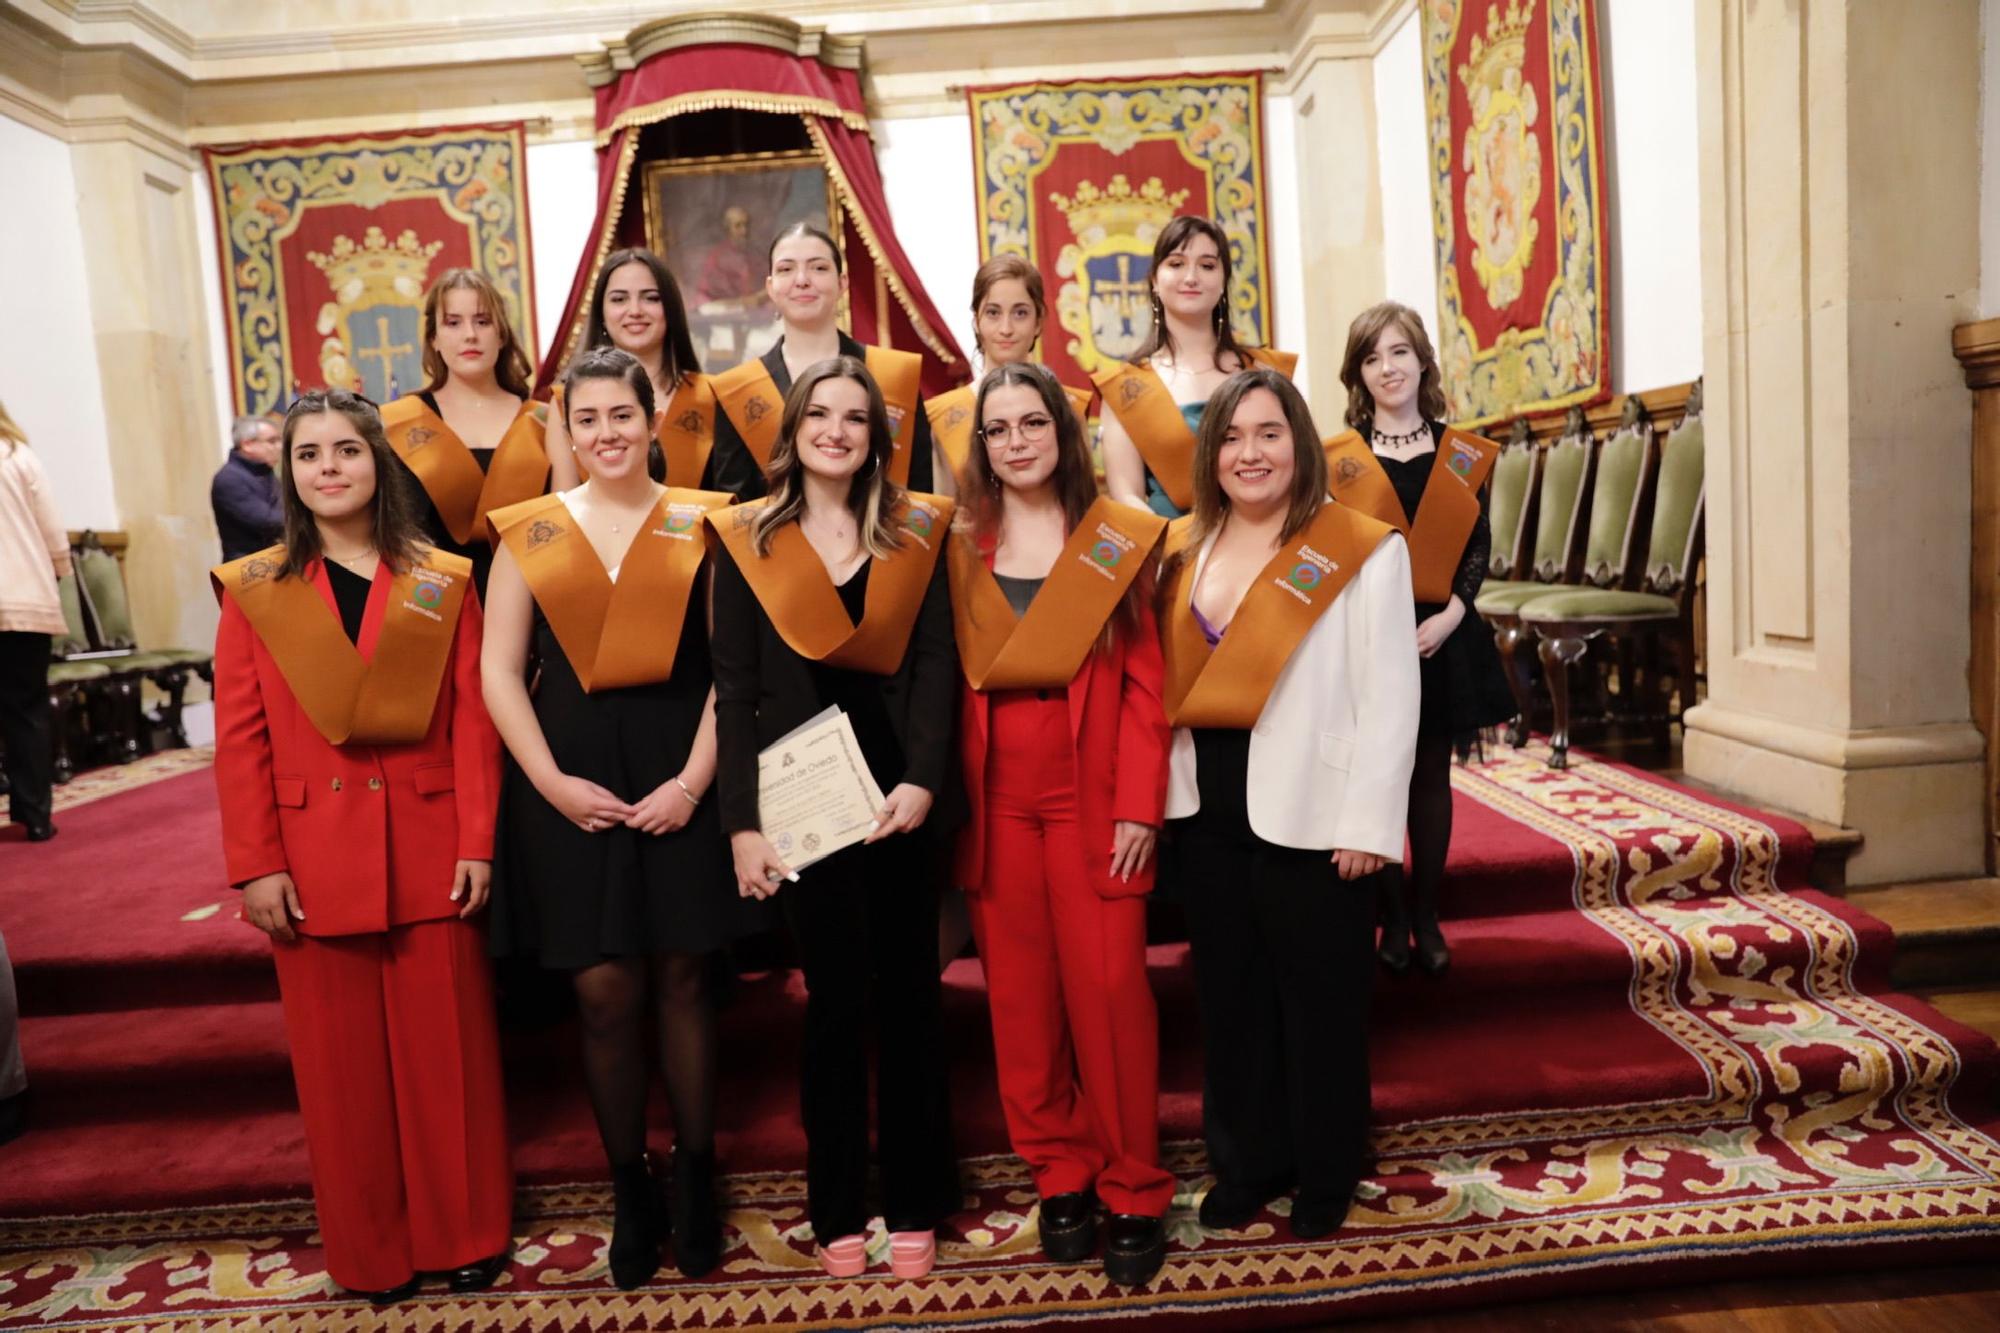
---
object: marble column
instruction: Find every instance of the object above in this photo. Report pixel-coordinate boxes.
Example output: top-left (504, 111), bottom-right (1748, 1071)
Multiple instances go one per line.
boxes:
top-left (1681, 0), bottom-right (1986, 884)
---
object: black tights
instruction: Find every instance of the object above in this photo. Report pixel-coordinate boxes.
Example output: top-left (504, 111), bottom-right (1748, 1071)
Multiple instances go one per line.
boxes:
top-left (1404, 733), bottom-right (1456, 920)
top-left (573, 953), bottom-right (716, 1167)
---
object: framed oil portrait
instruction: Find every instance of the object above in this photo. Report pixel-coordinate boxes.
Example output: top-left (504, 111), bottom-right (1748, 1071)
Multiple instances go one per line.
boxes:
top-left (643, 150), bottom-right (841, 374)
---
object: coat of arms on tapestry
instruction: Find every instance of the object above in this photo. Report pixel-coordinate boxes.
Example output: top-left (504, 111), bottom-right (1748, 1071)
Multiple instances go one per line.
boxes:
top-left (968, 74), bottom-right (1274, 389)
top-left (205, 124), bottom-right (536, 416)
top-left (1422, 0), bottom-right (1609, 425)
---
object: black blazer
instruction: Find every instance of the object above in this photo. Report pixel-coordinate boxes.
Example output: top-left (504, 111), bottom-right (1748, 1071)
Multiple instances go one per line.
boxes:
top-left (709, 534), bottom-right (958, 836)
top-left (707, 332), bottom-right (937, 502)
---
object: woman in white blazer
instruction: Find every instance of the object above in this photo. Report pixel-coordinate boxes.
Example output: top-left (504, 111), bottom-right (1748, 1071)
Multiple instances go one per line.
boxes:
top-left (1156, 367), bottom-right (1419, 1242)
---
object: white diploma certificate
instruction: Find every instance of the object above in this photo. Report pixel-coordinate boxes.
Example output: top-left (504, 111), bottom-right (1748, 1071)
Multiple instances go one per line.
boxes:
top-left (756, 706), bottom-right (887, 872)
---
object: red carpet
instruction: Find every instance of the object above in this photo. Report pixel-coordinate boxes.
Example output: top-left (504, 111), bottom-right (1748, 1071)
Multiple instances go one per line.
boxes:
top-left (1, 744), bottom-right (1996, 1327)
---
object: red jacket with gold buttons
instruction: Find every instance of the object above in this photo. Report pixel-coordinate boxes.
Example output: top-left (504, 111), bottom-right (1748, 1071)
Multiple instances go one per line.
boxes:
top-left (212, 558), bottom-right (501, 936)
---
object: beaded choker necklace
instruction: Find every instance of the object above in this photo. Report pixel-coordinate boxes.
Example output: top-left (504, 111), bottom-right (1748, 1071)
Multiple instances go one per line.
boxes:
top-left (1371, 423), bottom-right (1431, 449)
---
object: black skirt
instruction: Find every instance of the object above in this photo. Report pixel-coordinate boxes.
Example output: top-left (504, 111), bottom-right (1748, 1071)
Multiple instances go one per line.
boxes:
top-left (490, 600), bottom-right (775, 968)
top-left (1417, 598), bottom-right (1517, 739)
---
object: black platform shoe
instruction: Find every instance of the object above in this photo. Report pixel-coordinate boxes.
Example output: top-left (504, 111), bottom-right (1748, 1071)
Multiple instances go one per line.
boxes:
top-left (347, 1276), bottom-right (420, 1306)
top-left (1288, 1186), bottom-right (1355, 1241)
top-left (1102, 1214), bottom-right (1166, 1286)
top-left (607, 1154), bottom-right (665, 1290)
top-left (1196, 1176), bottom-right (1291, 1232)
top-left (668, 1145), bottom-right (723, 1279)
top-left (1375, 876), bottom-right (1412, 975)
top-left (445, 1249), bottom-right (511, 1292)
top-left (1037, 1191), bottom-right (1098, 1263)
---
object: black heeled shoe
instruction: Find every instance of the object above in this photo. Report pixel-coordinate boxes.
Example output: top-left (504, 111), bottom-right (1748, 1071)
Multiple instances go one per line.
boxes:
top-left (346, 1276), bottom-right (420, 1306)
top-left (1102, 1214), bottom-right (1166, 1286)
top-left (445, 1249), bottom-right (511, 1292)
top-left (1289, 1186), bottom-right (1355, 1240)
top-left (1413, 918), bottom-right (1451, 975)
top-left (1037, 1191), bottom-right (1098, 1263)
top-left (1196, 1176), bottom-right (1291, 1232)
top-left (1375, 876), bottom-right (1412, 975)
top-left (668, 1145), bottom-right (722, 1279)
top-left (607, 1153), bottom-right (665, 1290)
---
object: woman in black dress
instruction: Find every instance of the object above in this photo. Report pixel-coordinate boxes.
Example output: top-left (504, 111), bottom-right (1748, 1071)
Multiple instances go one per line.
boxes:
top-left (1338, 302), bottom-right (1514, 975)
top-left (482, 347), bottom-right (765, 1285)
top-left (707, 355), bottom-right (960, 1279)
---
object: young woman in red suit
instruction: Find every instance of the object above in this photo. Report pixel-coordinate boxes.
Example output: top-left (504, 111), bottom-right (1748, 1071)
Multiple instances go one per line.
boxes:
top-left (947, 362), bottom-right (1173, 1284)
top-left (212, 388), bottom-right (511, 1304)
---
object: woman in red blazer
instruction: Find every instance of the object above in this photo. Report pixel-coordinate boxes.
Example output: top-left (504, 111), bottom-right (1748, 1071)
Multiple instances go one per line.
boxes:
top-left (212, 388), bottom-right (510, 1304)
top-left (946, 363), bottom-right (1173, 1286)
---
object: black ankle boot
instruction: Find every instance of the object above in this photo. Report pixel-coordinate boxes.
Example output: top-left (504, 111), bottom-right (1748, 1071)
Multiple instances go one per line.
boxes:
top-left (1375, 876), bottom-right (1412, 974)
top-left (608, 1154), bottom-right (664, 1290)
top-left (1411, 881), bottom-right (1450, 976)
top-left (668, 1146), bottom-right (722, 1279)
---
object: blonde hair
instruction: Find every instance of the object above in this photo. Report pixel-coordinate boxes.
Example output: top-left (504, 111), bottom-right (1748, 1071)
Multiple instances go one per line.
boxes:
top-left (420, 268), bottom-right (534, 398)
top-left (0, 400), bottom-right (27, 455)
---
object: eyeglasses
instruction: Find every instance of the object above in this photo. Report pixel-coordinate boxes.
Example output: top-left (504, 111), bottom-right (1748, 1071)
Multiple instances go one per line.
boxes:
top-left (980, 415), bottom-right (1055, 447)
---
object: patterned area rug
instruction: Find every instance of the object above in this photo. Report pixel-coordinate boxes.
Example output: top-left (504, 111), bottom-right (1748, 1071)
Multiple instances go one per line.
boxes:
top-left (49, 748), bottom-right (214, 814)
top-left (3, 744), bottom-right (1996, 1328)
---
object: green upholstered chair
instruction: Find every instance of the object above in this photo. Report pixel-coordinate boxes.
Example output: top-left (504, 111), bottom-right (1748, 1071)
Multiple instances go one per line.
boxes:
top-left (71, 536), bottom-right (214, 754)
top-left (1475, 409), bottom-right (1598, 744)
top-left (45, 659), bottom-right (111, 784)
top-left (1521, 386), bottom-right (1705, 769)
top-left (1487, 418), bottom-right (1540, 581)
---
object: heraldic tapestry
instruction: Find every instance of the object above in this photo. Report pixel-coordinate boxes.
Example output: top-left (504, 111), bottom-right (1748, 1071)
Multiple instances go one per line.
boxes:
top-left (1422, 0), bottom-right (1608, 425)
top-left (969, 74), bottom-right (1273, 389)
top-left (205, 124), bottom-right (536, 417)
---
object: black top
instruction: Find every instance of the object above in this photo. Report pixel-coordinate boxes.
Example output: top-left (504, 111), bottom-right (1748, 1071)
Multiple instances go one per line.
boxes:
top-left (1375, 420), bottom-right (1489, 609)
top-left (416, 391), bottom-right (495, 474)
top-left (324, 560), bottom-right (371, 645)
top-left (211, 452), bottom-right (283, 563)
top-left (709, 534), bottom-right (958, 837)
top-left (992, 572), bottom-right (1045, 618)
top-left (706, 331), bottom-right (937, 502)
top-left (806, 565), bottom-right (907, 790)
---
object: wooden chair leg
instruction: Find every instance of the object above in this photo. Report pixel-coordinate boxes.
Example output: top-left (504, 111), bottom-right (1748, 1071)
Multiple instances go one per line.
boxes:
top-left (148, 666), bottom-right (191, 749)
top-left (48, 685), bottom-right (77, 785)
top-left (1538, 631), bottom-right (1590, 770)
top-left (110, 674), bottom-right (144, 762)
top-left (1493, 617), bottom-right (1535, 746)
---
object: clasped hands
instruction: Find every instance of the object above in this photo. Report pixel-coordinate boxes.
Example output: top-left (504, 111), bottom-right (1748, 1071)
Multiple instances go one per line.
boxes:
top-left (730, 782), bottom-right (933, 901)
top-left (542, 771), bottom-right (702, 836)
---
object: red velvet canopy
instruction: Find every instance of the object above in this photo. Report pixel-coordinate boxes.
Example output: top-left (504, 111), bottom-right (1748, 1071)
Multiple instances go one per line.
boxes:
top-left (539, 39), bottom-right (967, 396)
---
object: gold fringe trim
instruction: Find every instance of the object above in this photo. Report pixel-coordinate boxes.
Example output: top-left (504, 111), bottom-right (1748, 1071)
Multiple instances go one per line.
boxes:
top-left (555, 132), bottom-right (642, 373)
top-left (804, 118), bottom-right (960, 368)
top-left (597, 92), bottom-right (871, 148)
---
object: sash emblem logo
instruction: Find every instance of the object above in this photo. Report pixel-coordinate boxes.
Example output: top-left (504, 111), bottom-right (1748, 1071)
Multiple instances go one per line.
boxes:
top-left (903, 505), bottom-right (935, 539)
top-left (1091, 540), bottom-right (1122, 568)
top-left (1118, 377), bottom-right (1149, 409)
top-left (525, 518), bottom-right (563, 550)
top-left (405, 426), bottom-right (436, 450)
top-left (1335, 455), bottom-right (1365, 485)
top-left (1287, 561), bottom-right (1322, 591)
top-left (744, 395), bottom-right (770, 425)
top-left (664, 509), bottom-right (699, 534)
top-left (413, 580), bottom-right (444, 609)
top-left (1447, 440), bottom-right (1480, 477)
top-left (674, 408), bottom-right (703, 434)
top-left (240, 557), bottom-right (276, 586)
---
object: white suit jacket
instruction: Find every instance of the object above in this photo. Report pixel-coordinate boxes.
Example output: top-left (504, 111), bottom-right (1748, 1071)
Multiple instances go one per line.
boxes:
top-left (1165, 524), bottom-right (1421, 858)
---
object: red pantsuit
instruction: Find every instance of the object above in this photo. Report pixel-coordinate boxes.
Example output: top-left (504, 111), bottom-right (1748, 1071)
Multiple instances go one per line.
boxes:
top-left (957, 606), bottom-right (1174, 1218)
top-left (214, 560), bottom-right (511, 1291)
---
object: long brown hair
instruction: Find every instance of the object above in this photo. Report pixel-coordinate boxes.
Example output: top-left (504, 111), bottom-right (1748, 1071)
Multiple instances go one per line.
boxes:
top-left (420, 268), bottom-right (534, 398)
top-left (584, 247), bottom-right (701, 386)
top-left (1340, 300), bottom-right (1449, 430)
top-left (1130, 215), bottom-right (1256, 371)
top-left (274, 389), bottom-right (427, 579)
top-left (1163, 369), bottom-right (1328, 589)
top-left (960, 362), bottom-right (1145, 648)
top-left (970, 254), bottom-right (1046, 362)
top-left (750, 356), bottom-right (905, 559)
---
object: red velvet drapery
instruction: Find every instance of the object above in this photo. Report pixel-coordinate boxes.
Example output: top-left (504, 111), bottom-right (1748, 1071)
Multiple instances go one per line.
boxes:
top-left (538, 42), bottom-right (967, 396)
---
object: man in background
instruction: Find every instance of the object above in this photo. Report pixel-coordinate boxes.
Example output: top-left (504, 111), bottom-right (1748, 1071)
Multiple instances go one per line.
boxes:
top-left (211, 414), bottom-right (284, 561)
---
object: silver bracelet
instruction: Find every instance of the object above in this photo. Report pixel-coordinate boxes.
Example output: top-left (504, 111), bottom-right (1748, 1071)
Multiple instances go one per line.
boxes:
top-left (673, 777), bottom-right (702, 807)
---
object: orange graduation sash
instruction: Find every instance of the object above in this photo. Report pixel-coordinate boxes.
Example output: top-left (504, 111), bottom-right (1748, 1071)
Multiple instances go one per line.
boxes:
top-left (1323, 427), bottom-right (1500, 602)
top-left (1161, 502), bottom-right (1391, 729)
top-left (212, 544), bottom-right (470, 745)
top-left (381, 395), bottom-right (549, 547)
top-left (862, 345), bottom-right (923, 488)
top-left (708, 492), bottom-right (956, 675)
top-left (948, 498), bottom-right (1167, 691)
top-left (1093, 348), bottom-right (1295, 512)
top-left (491, 488), bottom-right (731, 692)
top-left (557, 375), bottom-right (719, 488)
top-left (711, 359), bottom-right (786, 470)
top-left (927, 381), bottom-right (1095, 477)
